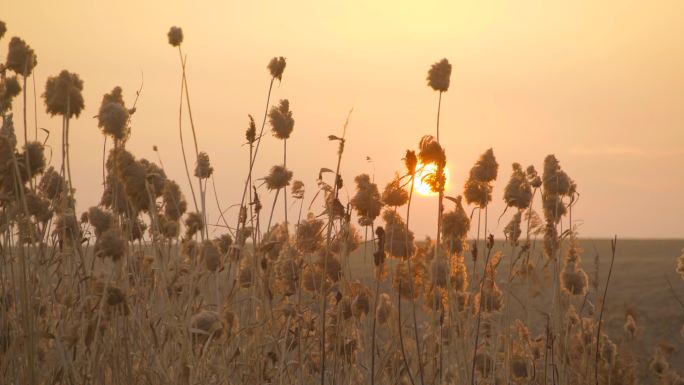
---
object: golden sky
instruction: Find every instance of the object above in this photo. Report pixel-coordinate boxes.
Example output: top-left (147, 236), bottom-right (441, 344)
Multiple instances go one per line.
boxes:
top-left (5, 0), bottom-right (684, 238)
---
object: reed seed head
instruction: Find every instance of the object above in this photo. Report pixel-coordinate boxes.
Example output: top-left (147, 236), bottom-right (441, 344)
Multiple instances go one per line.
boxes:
top-left (268, 56), bottom-right (286, 81)
top-left (194, 151), bottom-right (213, 179)
top-left (43, 70), bottom-right (85, 118)
top-left (264, 164), bottom-right (293, 190)
top-left (167, 26), bottom-right (183, 47)
top-left (269, 99), bottom-right (294, 140)
top-left (427, 58), bottom-right (451, 92)
top-left (6, 36), bottom-right (37, 76)
top-left (350, 173), bottom-right (383, 225)
top-left (382, 173), bottom-right (409, 207)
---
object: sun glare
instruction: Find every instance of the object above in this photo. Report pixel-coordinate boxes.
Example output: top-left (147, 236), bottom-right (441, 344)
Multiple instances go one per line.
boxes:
top-left (414, 162), bottom-right (449, 196)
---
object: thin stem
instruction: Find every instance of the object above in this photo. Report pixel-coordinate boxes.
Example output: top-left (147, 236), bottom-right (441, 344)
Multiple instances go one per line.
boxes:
top-left (436, 91), bottom-right (442, 142)
top-left (595, 236), bottom-right (617, 385)
top-left (176, 54), bottom-right (199, 213)
top-left (405, 175), bottom-right (425, 385)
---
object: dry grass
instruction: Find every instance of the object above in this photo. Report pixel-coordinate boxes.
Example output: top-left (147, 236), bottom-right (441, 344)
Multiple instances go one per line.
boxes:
top-left (1, 23), bottom-right (683, 385)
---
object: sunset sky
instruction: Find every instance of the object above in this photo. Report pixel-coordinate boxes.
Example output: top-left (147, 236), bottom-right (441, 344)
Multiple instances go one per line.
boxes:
top-left (5, 0), bottom-right (683, 238)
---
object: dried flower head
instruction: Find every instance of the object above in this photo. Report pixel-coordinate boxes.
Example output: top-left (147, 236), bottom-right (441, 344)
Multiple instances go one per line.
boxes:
top-left (291, 180), bottom-right (305, 199)
top-left (504, 163), bottom-right (533, 209)
top-left (470, 148), bottom-right (498, 183)
top-left (526, 165), bottom-right (542, 188)
top-left (382, 210), bottom-right (415, 258)
top-left (382, 173), bottom-right (409, 207)
top-left (39, 166), bottom-right (66, 200)
top-left (245, 114), bottom-right (256, 144)
top-left (167, 26), bottom-right (183, 47)
top-left (25, 191), bottom-right (52, 223)
top-left (351, 174), bottom-right (383, 225)
top-left (264, 165), bottom-right (293, 190)
top-left (404, 150), bottom-right (418, 175)
top-left (504, 211), bottom-right (522, 245)
top-left (418, 135), bottom-right (446, 167)
top-left (269, 99), bottom-right (294, 140)
top-left (95, 229), bottom-right (125, 261)
top-left (561, 239), bottom-right (588, 296)
top-left (543, 155), bottom-right (575, 196)
top-left (43, 70), bottom-right (85, 118)
top-left (0, 21), bottom-right (6, 40)
top-left (268, 56), bottom-right (286, 81)
top-left (17, 141), bottom-right (46, 181)
top-left (6, 36), bottom-right (37, 76)
top-left (442, 196), bottom-right (470, 254)
top-left (97, 87), bottom-right (130, 140)
top-left (194, 151), bottom-right (213, 179)
top-left (376, 293), bottom-right (393, 325)
top-left (0, 76), bottom-right (21, 113)
top-left (463, 179), bottom-right (492, 208)
top-left (184, 212), bottom-right (203, 239)
top-left (87, 206), bottom-right (113, 237)
top-left (427, 58), bottom-right (451, 92)
top-left (163, 180), bottom-right (187, 221)
top-left (296, 213), bottom-right (324, 253)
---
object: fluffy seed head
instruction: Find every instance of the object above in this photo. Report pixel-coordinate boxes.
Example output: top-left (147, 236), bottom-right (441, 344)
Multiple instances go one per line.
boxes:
top-left (214, 233), bottom-right (232, 255)
top-left (18, 141), bottom-right (46, 181)
top-left (0, 76), bottom-right (21, 113)
top-left (87, 206), bottom-right (113, 237)
top-left (184, 212), bottom-right (203, 239)
top-left (0, 21), bottom-right (6, 40)
top-left (382, 210), bottom-right (415, 258)
top-left (291, 180), bottom-right (305, 199)
top-left (543, 155), bottom-right (575, 196)
top-left (194, 152), bottom-right (213, 179)
top-left (167, 26), bottom-right (183, 46)
top-left (245, 114), bottom-right (256, 144)
top-left (269, 99), bottom-right (294, 139)
top-left (268, 56), bottom-right (286, 81)
top-left (504, 163), bottom-right (533, 209)
top-left (427, 58), bottom-right (451, 92)
top-left (463, 179), bottom-right (492, 208)
top-left (441, 196), bottom-right (470, 254)
top-left (97, 87), bottom-right (130, 140)
top-left (39, 166), bottom-right (66, 200)
top-left (95, 229), bottom-right (125, 261)
top-left (43, 70), bottom-right (85, 118)
top-left (418, 135), bottom-right (446, 167)
top-left (561, 240), bottom-right (588, 296)
top-left (163, 180), bottom-right (187, 221)
top-left (296, 213), bottom-right (324, 253)
top-left (382, 174), bottom-right (409, 207)
top-left (469, 148), bottom-right (498, 183)
top-left (6, 36), bottom-right (37, 76)
top-left (350, 174), bottom-right (383, 225)
top-left (264, 165), bottom-right (293, 190)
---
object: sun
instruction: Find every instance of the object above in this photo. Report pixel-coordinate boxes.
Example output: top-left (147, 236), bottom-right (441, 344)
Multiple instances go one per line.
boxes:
top-left (414, 162), bottom-right (449, 196)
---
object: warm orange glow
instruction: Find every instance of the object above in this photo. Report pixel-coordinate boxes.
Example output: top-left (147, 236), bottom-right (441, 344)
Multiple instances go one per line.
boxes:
top-left (414, 162), bottom-right (449, 196)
